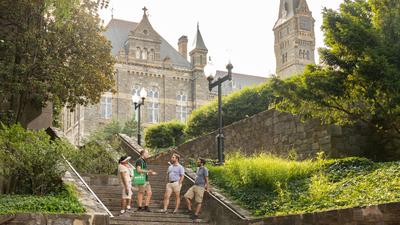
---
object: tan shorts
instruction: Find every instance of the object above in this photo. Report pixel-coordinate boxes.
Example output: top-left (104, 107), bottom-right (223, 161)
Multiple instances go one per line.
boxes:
top-left (184, 185), bottom-right (205, 203)
top-left (137, 182), bottom-right (152, 193)
top-left (165, 181), bottom-right (182, 195)
top-left (122, 184), bottom-right (133, 199)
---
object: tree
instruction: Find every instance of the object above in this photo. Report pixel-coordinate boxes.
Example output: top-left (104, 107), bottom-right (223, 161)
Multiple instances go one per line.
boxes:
top-left (271, 0), bottom-right (400, 159)
top-left (0, 0), bottom-right (114, 126)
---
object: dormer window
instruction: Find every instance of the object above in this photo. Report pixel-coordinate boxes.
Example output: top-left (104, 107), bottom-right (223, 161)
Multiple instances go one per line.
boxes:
top-left (143, 29), bottom-right (148, 35)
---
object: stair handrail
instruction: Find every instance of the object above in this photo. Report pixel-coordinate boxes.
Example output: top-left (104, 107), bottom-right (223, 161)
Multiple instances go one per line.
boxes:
top-left (62, 155), bottom-right (114, 218)
top-left (118, 134), bottom-right (251, 221)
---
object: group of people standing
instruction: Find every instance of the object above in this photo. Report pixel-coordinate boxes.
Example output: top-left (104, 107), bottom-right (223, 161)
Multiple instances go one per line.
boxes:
top-left (117, 150), bottom-right (209, 220)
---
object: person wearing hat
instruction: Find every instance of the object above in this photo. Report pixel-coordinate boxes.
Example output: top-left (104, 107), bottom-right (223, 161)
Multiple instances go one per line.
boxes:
top-left (118, 155), bottom-right (132, 214)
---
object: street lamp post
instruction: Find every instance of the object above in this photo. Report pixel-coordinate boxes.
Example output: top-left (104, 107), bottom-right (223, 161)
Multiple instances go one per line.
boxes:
top-left (132, 88), bottom-right (147, 146)
top-left (204, 58), bottom-right (233, 164)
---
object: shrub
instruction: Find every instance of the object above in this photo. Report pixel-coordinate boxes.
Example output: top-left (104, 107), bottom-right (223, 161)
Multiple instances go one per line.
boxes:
top-left (185, 81), bottom-right (277, 138)
top-left (65, 141), bottom-right (119, 175)
top-left (144, 121), bottom-right (186, 149)
top-left (0, 183), bottom-right (85, 214)
top-left (0, 124), bottom-right (74, 195)
top-left (208, 153), bottom-right (400, 217)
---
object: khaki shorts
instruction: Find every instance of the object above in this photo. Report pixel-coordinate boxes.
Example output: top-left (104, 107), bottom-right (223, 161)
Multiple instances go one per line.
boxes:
top-left (137, 182), bottom-right (152, 193)
top-left (121, 184), bottom-right (133, 199)
top-left (184, 185), bottom-right (205, 203)
top-left (165, 181), bottom-right (182, 195)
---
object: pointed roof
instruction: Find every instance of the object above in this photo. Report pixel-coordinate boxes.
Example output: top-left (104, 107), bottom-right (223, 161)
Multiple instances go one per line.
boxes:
top-left (130, 7), bottom-right (160, 41)
top-left (273, 0), bottom-right (311, 29)
top-left (103, 18), bottom-right (191, 69)
top-left (192, 23), bottom-right (208, 51)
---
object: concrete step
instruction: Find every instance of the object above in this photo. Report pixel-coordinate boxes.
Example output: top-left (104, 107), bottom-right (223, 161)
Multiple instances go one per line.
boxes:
top-left (110, 211), bottom-right (209, 225)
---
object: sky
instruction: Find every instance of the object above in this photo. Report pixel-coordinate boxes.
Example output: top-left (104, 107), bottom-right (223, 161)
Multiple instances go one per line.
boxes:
top-left (99, 0), bottom-right (343, 77)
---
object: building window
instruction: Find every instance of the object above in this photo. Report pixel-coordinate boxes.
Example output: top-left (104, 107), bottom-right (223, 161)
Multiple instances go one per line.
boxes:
top-left (132, 85), bottom-right (140, 121)
top-left (147, 87), bottom-right (159, 123)
top-left (142, 48), bottom-right (148, 60)
top-left (150, 49), bottom-right (155, 60)
top-left (100, 93), bottom-right (112, 119)
top-left (282, 52), bottom-right (288, 63)
top-left (176, 91), bottom-right (187, 122)
top-left (306, 50), bottom-right (310, 60)
top-left (136, 47), bottom-right (141, 59)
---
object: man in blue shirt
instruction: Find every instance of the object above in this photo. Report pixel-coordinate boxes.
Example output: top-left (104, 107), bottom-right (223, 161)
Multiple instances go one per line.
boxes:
top-left (184, 158), bottom-right (209, 220)
top-left (160, 153), bottom-right (185, 213)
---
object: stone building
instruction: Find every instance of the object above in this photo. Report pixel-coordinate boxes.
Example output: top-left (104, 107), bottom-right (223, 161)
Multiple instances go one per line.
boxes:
top-left (274, 0), bottom-right (315, 79)
top-left (211, 71), bottom-right (268, 96)
top-left (82, 7), bottom-right (210, 137)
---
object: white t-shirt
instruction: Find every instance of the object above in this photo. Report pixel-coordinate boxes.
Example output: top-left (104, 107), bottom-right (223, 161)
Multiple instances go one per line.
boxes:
top-left (118, 164), bottom-right (131, 185)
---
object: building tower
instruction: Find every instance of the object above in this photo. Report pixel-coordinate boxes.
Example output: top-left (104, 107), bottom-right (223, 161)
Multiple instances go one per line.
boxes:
top-left (273, 0), bottom-right (315, 79)
top-left (190, 24), bottom-right (209, 109)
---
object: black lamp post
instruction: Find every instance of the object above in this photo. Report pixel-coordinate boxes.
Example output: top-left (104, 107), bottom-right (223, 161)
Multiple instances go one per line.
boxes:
top-left (132, 88), bottom-right (147, 146)
top-left (204, 59), bottom-right (233, 164)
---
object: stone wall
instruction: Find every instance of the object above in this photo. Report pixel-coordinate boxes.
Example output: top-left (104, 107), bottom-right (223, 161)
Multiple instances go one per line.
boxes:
top-left (177, 109), bottom-right (369, 160)
top-left (0, 213), bottom-right (108, 225)
top-left (262, 202), bottom-right (400, 225)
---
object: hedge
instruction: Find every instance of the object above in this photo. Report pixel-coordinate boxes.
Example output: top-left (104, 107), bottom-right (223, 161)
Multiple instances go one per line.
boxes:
top-left (144, 121), bottom-right (186, 149)
top-left (185, 81), bottom-right (277, 138)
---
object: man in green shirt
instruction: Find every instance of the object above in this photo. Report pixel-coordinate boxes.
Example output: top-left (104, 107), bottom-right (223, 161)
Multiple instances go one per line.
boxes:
top-left (135, 149), bottom-right (157, 212)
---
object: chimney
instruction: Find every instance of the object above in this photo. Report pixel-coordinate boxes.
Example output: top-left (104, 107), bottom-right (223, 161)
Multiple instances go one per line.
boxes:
top-left (178, 35), bottom-right (188, 59)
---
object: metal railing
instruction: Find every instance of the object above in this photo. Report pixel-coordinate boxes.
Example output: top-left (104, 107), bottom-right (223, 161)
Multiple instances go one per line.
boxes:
top-left (62, 155), bottom-right (114, 218)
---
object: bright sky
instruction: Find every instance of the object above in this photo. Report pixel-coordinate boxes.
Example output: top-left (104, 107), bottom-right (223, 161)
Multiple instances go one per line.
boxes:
top-left (99, 0), bottom-right (343, 77)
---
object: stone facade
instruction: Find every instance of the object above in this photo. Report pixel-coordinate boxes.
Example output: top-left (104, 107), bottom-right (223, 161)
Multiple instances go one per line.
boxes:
top-left (82, 8), bottom-right (210, 137)
top-left (175, 109), bottom-right (369, 160)
top-left (61, 105), bottom-right (85, 145)
top-left (274, 0), bottom-right (316, 79)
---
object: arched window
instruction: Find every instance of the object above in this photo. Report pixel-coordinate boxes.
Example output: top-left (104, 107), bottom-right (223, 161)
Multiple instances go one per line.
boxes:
top-left (136, 47), bottom-right (141, 59)
top-left (150, 49), bottom-right (155, 60)
top-left (132, 85), bottom-right (140, 121)
top-left (176, 91), bottom-right (188, 122)
top-left (306, 50), bottom-right (310, 60)
top-left (200, 55), bottom-right (203, 65)
top-left (142, 48), bottom-right (148, 60)
top-left (147, 87), bottom-right (159, 123)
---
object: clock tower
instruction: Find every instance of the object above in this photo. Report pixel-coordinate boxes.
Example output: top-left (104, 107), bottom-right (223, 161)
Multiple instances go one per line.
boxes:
top-left (273, 0), bottom-right (315, 79)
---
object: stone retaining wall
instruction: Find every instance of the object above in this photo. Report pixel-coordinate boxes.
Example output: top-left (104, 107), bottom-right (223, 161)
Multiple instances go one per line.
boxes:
top-left (177, 109), bottom-right (369, 160)
top-left (0, 213), bottom-right (108, 225)
top-left (262, 202), bottom-right (400, 225)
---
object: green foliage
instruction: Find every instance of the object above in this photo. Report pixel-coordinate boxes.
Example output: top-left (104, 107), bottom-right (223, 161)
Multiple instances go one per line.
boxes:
top-left (209, 153), bottom-right (400, 217)
top-left (0, 0), bottom-right (115, 126)
top-left (86, 119), bottom-right (137, 143)
top-left (271, 0), bottom-right (400, 159)
top-left (144, 121), bottom-right (186, 149)
top-left (0, 183), bottom-right (85, 214)
top-left (186, 81), bottom-right (277, 138)
top-left (0, 124), bottom-right (74, 195)
top-left (65, 142), bottom-right (118, 175)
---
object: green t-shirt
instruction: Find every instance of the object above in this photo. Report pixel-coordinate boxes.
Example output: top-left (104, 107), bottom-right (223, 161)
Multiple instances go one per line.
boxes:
top-left (135, 158), bottom-right (148, 181)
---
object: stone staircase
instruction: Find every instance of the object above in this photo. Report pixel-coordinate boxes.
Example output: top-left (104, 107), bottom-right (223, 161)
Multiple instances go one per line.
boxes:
top-left (89, 163), bottom-right (211, 225)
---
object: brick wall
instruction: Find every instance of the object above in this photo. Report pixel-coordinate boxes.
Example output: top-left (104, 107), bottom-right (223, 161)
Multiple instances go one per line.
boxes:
top-left (177, 109), bottom-right (370, 160)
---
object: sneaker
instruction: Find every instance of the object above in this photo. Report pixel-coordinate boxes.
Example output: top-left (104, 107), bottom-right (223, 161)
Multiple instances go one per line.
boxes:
top-left (120, 209), bottom-right (126, 214)
top-left (144, 206), bottom-right (152, 212)
top-left (185, 209), bottom-right (193, 215)
top-left (190, 214), bottom-right (199, 220)
top-left (127, 205), bottom-right (131, 210)
top-left (137, 207), bottom-right (143, 212)
top-left (172, 209), bottom-right (178, 214)
top-left (159, 208), bottom-right (168, 213)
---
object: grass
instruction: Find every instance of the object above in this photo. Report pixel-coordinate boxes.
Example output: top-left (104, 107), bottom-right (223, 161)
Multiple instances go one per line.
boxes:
top-left (0, 183), bottom-right (86, 215)
top-left (208, 153), bottom-right (400, 217)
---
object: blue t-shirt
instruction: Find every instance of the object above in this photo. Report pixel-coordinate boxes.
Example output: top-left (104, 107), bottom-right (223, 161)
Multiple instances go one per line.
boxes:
top-left (168, 163), bottom-right (184, 182)
top-left (194, 166), bottom-right (208, 187)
